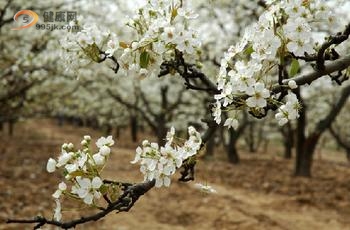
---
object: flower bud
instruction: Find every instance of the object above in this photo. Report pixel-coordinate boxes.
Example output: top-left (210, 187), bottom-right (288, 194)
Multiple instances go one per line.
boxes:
top-left (288, 80), bottom-right (298, 89)
top-left (46, 158), bottom-right (57, 173)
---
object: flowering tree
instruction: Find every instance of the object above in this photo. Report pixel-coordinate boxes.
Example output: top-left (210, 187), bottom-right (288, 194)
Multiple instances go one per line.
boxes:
top-left (6, 0), bottom-right (350, 228)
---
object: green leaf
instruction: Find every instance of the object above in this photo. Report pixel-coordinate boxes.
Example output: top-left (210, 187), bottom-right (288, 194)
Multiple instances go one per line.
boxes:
top-left (244, 45), bottom-right (254, 56)
top-left (140, 51), bottom-right (150, 69)
top-left (69, 170), bottom-right (85, 178)
top-left (83, 43), bottom-right (102, 63)
top-left (289, 58), bottom-right (300, 77)
top-left (99, 184), bottom-right (108, 194)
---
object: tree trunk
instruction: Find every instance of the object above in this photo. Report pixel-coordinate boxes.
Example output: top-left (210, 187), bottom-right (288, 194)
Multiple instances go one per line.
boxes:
top-left (294, 89), bottom-right (310, 177)
top-left (204, 133), bottom-right (215, 159)
top-left (56, 114), bottom-right (64, 126)
top-left (8, 120), bottom-right (14, 136)
top-left (294, 89), bottom-right (320, 177)
top-left (346, 149), bottom-right (350, 162)
top-left (104, 124), bottom-right (112, 136)
top-left (284, 142), bottom-right (292, 159)
top-left (226, 129), bottom-right (240, 164)
top-left (115, 126), bottom-right (121, 139)
top-left (155, 120), bottom-right (167, 146)
top-left (154, 86), bottom-right (169, 146)
top-left (245, 122), bottom-right (257, 153)
top-left (295, 135), bottom-right (319, 177)
top-left (130, 115), bottom-right (138, 142)
top-left (282, 123), bottom-right (294, 159)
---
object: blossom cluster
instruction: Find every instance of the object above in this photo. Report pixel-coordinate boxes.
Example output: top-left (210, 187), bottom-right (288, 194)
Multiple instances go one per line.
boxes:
top-left (117, 0), bottom-right (200, 78)
top-left (214, 0), bottom-right (339, 128)
top-left (46, 135), bottom-right (114, 221)
top-left (61, 0), bottom-right (201, 78)
top-left (131, 126), bottom-right (202, 187)
top-left (60, 21), bottom-right (113, 73)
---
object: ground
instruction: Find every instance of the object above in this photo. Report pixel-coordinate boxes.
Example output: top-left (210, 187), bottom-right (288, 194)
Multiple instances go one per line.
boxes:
top-left (1, 119), bottom-right (350, 230)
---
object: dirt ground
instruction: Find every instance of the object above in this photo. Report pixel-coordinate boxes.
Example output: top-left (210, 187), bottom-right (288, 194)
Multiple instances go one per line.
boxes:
top-left (1, 119), bottom-right (350, 230)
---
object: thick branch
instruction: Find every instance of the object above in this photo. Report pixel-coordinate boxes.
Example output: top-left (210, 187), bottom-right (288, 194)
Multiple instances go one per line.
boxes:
top-left (313, 84), bottom-right (350, 136)
top-left (280, 54), bottom-right (350, 87)
top-left (316, 23), bottom-right (350, 70)
top-left (107, 89), bottom-right (157, 131)
top-left (329, 126), bottom-right (350, 151)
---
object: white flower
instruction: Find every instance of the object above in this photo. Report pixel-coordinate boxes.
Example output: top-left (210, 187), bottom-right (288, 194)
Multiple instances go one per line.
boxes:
top-left (224, 118), bottom-right (239, 130)
top-left (65, 163), bottom-right (78, 174)
top-left (212, 100), bottom-right (222, 124)
top-left (133, 127), bottom-right (201, 188)
top-left (284, 18), bottom-right (311, 40)
top-left (131, 147), bottom-right (142, 164)
top-left (56, 152), bottom-right (73, 167)
top-left (67, 143), bottom-right (74, 150)
top-left (93, 153), bottom-right (105, 165)
top-left (46, 158), bottom-right (57, 173)
top-left (275, 111), bottom-right (289, 126)
top-left (76, 32), bottom-right (94, 47)
top-left (177, 8), bottom-right (198, 19)
top-left (155, 175), bottom-right (171, 187)
top-left (99, 145), bottom-right (111, 156)
top-left (81, 140), bottom-right (88, 146)
top-left (246, 83), bottom-right (270, 108)
top-left (288, 80), bottom-right (298, 89)
top-left (194, 183), bottom-right (217, 194)
top-left (73, 177), bottom-right (103, 205)
top-left (165, 126), bottom-right (175, 144)
top-left (96, 136), bottom-right (114, 148)
top-left (52, 182), bottom-right (67, 199)
top-left (275, 92), bottom-right (300, 125)
top-left (105, 34), bottom-right (119, 57)
top-left (286, 38), bottom-right (314, 56)
top-left (83, 135), bottom-right (91, 141)
top-left (161, 26), bottom-right (176, 43)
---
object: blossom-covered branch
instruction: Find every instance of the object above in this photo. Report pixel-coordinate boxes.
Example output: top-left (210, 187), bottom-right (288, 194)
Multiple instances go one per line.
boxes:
top-left (7, 126), bottom-right (204, 229)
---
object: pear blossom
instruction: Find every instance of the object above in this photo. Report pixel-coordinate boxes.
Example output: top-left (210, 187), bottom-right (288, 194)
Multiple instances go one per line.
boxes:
top-left (155, 174), bottom-right (171, 187)
top-left (46, 158), bottom-right (57, 173)
top-left (105, 34), bottom-right (119, 57)
top-left (216, 0), bottom-right (338, 127)
top-left (288, 80), bottom-right (298, 89)
top-left (92, 153), bottom-right (105, 165)
top-left (177, 8), bottom-right (199, 19)
top-left (165, 126), bottom-right (175, 144)
top-left (224, 118), bottom-right (239, 130)
top-left (283, 18), bottom-right (311, 40)
top-left (286, 38), bottom-right (314, 56)
top-left (212, 101), bottom-right (222, 124)
top-left (72, 177), bottom-right (103, 205)
top-left (56, 152), bottom-right (74, 167)
top-left (96, 136), bottom-right (114, 148)
top-left (131, 126), bottom-right (202, 187)
top-left (246, 83), bottom-right (270, 108)
top-left (52, 182), bottom-right (67, 199)
top-left (99, 145), bottom-right (111, 156)
top-left (275, 92), bottom-right (300, 126)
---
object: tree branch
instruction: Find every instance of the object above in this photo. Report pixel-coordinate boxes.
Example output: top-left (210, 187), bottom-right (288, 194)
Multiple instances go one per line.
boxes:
top-left (7, 180), bottom-right (156, 229)
top-left (313, 84), bottom-right (350, 136)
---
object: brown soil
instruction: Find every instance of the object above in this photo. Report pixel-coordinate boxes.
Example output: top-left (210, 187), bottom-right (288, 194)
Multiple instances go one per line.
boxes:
top-left (1, 119), bottom-right (350, 230)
